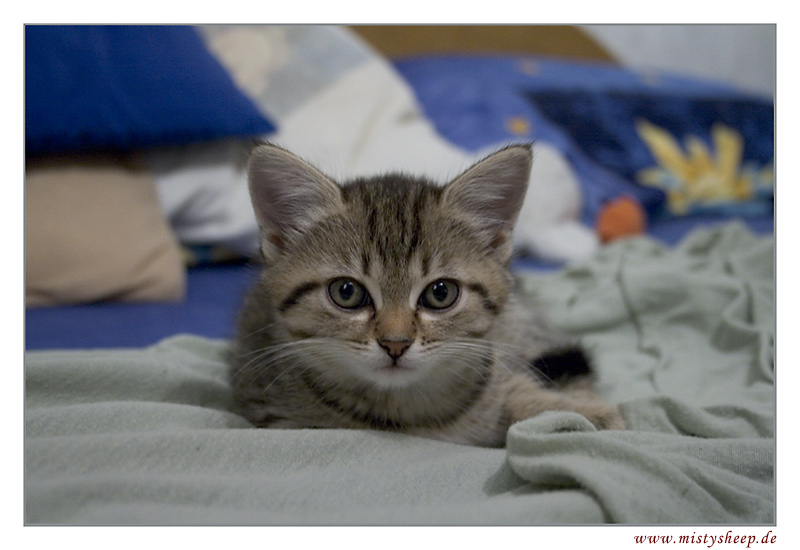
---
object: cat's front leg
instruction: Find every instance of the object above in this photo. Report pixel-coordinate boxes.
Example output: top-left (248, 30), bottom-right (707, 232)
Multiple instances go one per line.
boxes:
top-left (503, 373), bottom-right (626, 430)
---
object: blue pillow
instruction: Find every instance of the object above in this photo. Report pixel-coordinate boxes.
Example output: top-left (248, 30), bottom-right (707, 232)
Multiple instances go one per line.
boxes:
top-left (25, 25), bottom-right (275, 154)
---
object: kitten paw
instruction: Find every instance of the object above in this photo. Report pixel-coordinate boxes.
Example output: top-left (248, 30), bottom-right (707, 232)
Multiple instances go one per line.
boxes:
top-left (585, 405), bottom-right (626, 430)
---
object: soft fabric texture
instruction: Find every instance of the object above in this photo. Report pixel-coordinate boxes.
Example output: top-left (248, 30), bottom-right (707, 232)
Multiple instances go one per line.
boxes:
top-left (150, 25), bottom-right (598, 264)
top-left (25, 154), bottom-right (186, 307)
top-left (25, 223), bottom-right (773, 524)
top-left (527, 90), bottom-right (774, 218)
top-left (24, 25), bottom-right (274, 155)
top-left (395, 55), bottom-right (774, 224)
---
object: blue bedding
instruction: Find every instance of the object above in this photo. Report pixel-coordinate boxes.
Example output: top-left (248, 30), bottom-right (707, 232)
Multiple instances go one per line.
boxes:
top-left (393, 55), bottom-right (773, 225)
top-left (25, 26), bottom-right (274, 155)
top-left (25, 262), bottom-right (259, 350)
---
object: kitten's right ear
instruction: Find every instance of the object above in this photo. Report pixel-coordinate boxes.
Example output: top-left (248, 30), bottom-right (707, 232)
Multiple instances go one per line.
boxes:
top-left (247, 143), bottom-right (343, 260)
top-left (443, 144), bottom-right (532, 261)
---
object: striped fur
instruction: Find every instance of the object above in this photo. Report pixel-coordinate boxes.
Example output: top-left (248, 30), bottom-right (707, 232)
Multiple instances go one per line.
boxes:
top-left (231, 144), bottom-right (624, 447)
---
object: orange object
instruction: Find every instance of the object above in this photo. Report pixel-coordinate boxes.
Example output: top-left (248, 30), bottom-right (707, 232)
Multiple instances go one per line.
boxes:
top-left (596, 195), bottom-right (647, 243)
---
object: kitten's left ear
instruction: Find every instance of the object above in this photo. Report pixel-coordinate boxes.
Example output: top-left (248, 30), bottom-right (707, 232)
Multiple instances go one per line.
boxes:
top-left (247, 143), bottom-right (344, 261)
top-left (443, 144), bottom-right (532, 258)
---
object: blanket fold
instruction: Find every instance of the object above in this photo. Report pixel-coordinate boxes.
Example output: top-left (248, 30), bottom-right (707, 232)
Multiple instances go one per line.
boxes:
top-left (507, 408), bottom-right (773, 524)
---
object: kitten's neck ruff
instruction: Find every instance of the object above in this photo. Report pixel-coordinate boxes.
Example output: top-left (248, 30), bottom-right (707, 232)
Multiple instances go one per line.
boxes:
top-left (298, 350), bottom-right (497, 431)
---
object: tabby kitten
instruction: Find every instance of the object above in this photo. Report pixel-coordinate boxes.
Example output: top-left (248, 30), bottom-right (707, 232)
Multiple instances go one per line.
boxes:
top-left (231, 143), bottom-right (624, 447)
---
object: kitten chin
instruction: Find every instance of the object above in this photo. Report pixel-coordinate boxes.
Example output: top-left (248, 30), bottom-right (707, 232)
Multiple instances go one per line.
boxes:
top-left (230, 143), bottom-right (625, 447)
top-left (315, 339), bottom-right (431, 390)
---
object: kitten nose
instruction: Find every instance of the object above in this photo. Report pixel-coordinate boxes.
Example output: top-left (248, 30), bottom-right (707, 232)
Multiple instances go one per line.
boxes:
top-left (378, 339), bottom-right (412, 360)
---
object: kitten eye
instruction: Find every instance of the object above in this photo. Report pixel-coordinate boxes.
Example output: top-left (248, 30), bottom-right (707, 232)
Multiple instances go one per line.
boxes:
top-left (419, 280), bottom-right (459, 310)
top-left (328, 278), bottom-right (371, 310)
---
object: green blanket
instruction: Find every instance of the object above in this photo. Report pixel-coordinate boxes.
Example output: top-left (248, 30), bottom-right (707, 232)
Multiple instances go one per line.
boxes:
top-left (25, 223), bottom-right (774, 524)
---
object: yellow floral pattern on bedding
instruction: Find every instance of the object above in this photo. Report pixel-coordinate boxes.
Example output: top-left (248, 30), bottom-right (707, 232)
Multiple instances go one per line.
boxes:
top-left (635, 120), bottom-right (774, 216)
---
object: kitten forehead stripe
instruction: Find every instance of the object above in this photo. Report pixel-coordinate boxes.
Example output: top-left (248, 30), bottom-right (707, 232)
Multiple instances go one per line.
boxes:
top-left (407, 186), bottom-right (426, 260)
top-left (420, 251), bottom-right (430, 277)
top-left (361, 249), bottom-right (371, 276)
top-left (344, 175), bottom-right (437, 269)
top-left (279, 281), bottom-right (321, 313)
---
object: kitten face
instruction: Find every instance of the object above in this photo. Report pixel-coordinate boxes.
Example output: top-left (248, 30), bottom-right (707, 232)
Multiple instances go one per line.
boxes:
top-left (264, 177), bottom-right (511, 390)
top-left (239, 143), bottom-right (532, 395)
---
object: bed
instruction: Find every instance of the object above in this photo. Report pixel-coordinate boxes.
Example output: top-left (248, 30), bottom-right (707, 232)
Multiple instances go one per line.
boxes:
top-left (24, 25), bottom-right (774, 526)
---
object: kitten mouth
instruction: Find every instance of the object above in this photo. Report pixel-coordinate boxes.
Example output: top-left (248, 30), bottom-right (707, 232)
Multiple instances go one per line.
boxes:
top-left (381, 361), bottom-right (412, 371)
top-left (374, 359), bottom-right (417, 379)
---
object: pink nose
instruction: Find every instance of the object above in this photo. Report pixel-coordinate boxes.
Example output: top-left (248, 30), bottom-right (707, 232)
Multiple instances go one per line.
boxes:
top-left (378, 339), bottom-right (412, 360)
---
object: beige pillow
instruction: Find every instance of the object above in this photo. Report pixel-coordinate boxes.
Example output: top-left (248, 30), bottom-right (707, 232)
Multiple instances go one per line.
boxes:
top-left (25, 153), bottom-right (186, 307)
